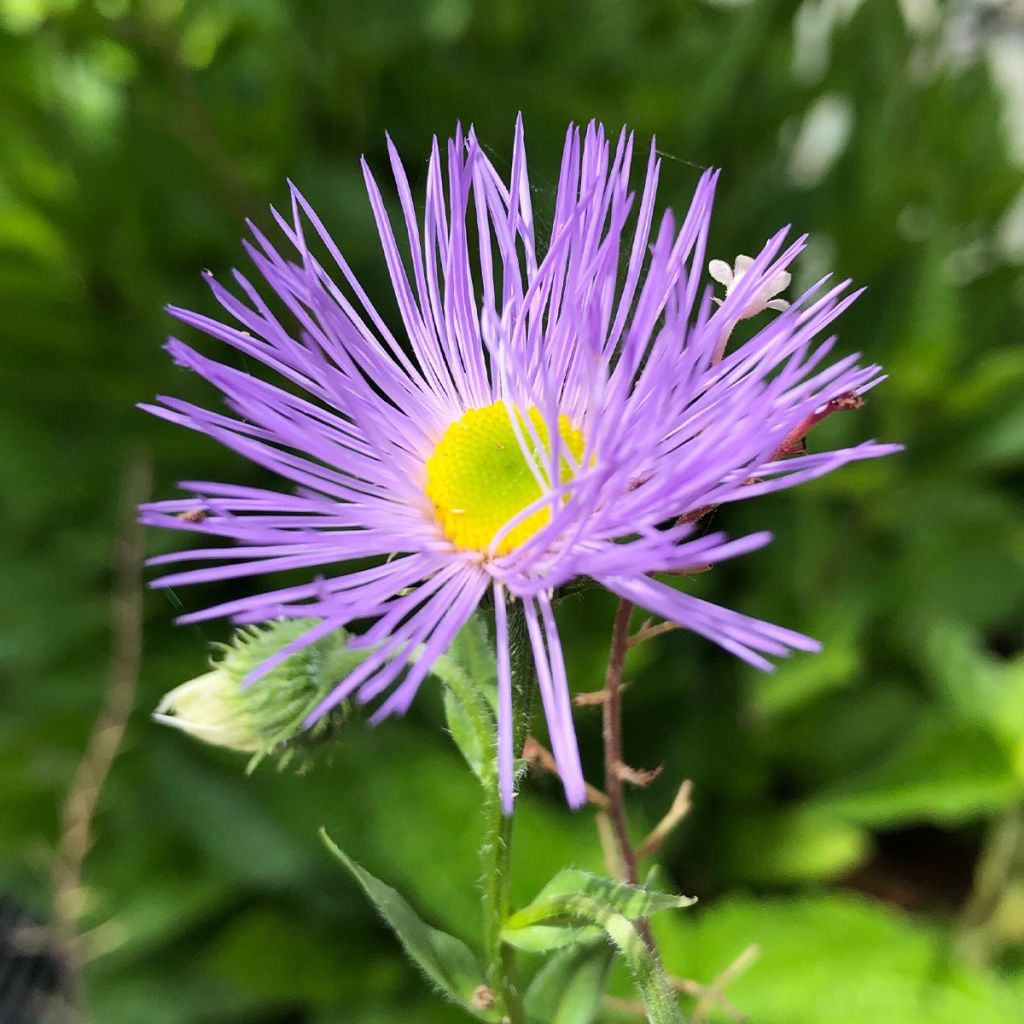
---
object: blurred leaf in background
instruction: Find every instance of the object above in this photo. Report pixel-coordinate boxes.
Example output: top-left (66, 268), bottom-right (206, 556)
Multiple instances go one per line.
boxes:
top-left (1, 0), bottom-right (1022, 1021)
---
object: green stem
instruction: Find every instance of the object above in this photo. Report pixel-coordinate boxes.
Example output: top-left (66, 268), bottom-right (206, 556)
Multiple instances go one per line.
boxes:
top-left (958, 802), bottom-right (1024, 966)
top-left (482, 788), bottom-right (523, 1021)
top-left (480, 604), bottom-right (533, 1023)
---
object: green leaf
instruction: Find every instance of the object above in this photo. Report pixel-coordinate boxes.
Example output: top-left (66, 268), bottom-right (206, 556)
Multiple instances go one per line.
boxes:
top-left (429, 612), bottom-right (497, 784)
top-left (446, 610), bottom-right (499, 699)
top-left (504, 871), bottom-right (694, 1023)
top-left (320, 830), bottom-right (498, 1020)
top-left (807, 713), bottom-right (1021, 826)
top-left (501, 921), bottom-right (601, 954)
top-left (721, 809), bottom-right (872, 885)
top-left (520, 895), bottom-right (684, 1024)
top-left (653, 893), bottom-right (1021, 1024)
top-left (440, 680), bottom-right (491, 783)
top-left (524, 943), bottom-right (613, 1024)
top-left (923, 622), bottom-right (1024, 768)
top-left (504, 869), bottom-right (696, 947)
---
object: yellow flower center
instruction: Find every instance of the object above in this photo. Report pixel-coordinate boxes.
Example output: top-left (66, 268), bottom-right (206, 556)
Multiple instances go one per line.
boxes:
top-left (424, 401), bottom-right (586, 555)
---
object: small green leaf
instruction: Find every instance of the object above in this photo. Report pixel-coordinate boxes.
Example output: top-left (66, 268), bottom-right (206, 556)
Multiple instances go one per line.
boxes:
top-left (524, 942), bottom-right (613, 1024)
top-left (504, 869), bottom-right (696, 943)
top-left (447, 611), bottom-right (498, 699)
top-left (507, 892), bottom-right (685, 1023)
top-left (503, 871), bottom-right (694, 1023)
top-left (501, 921), bottom-right (602, 953)
top-left (429, 613), bottom-right (498, 784)
top-left (320, 830), bottom-right (498, 1020)
top-left (441, 683), bottom-right (491, 782)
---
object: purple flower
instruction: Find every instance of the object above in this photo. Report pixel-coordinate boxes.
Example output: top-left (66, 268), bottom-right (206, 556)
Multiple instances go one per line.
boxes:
top-left (142, 118), bottom-right (899, 811)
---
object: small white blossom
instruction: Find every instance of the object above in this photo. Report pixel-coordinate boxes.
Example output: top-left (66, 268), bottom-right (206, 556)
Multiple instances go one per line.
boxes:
top-left (708, 254), bottom-right (791, 318)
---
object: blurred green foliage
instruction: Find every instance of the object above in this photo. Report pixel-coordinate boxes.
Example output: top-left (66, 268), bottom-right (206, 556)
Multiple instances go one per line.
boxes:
top-left (2, 0), bottom-right (1023, 1021)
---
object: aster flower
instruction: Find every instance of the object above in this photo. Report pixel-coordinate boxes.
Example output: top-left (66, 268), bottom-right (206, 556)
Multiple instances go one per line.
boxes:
top-left (142, 117), bottom-right (899, 811)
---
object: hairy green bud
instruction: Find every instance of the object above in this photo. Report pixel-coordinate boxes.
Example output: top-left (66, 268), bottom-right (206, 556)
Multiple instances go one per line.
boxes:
top-left (154, 619), bottom-right (363, 770)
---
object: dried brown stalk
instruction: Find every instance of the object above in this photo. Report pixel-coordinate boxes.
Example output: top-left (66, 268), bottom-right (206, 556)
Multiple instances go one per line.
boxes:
top-left (522, 736), bottom-right (610, 808)
top-left (637, 780), bottom-right (694, 860)
top-left (52, 450), bottom-right (150, 1019)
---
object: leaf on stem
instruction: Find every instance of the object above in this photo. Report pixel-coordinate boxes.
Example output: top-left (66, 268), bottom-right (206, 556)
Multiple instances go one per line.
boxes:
top-left (505, 876), bottom-right (690, 1023)
top-left (524, 943), bottom-right (614, 1024)
top-left (505, 869), bottom-right (697, 944)
top-left (429, 612), bottom-right (498, 784)
top-left (320, 829), bottom-right (499, 1021)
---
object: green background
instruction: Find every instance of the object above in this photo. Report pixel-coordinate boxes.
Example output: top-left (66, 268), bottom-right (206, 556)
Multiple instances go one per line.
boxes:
top-left (3, 0), bottom-right (1024, 1021)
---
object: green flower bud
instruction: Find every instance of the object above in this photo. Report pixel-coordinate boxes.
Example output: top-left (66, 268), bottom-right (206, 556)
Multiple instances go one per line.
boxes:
top-left (154, 618), bottom-right (363, 770)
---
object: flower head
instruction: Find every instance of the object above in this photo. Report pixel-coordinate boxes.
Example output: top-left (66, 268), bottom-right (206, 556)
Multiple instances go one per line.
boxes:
top-left (142, 118), bottom-right (899, 810)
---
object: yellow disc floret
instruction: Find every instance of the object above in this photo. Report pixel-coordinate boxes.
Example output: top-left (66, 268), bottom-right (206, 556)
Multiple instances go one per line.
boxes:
top-left (425, 401), bottom-right (586, 555)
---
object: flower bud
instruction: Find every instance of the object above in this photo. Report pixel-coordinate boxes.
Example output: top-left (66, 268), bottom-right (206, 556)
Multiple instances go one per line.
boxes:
top-left (154, 619), bottom-right (361, 770)
top-left (155, 669), bottom-right (264, 752)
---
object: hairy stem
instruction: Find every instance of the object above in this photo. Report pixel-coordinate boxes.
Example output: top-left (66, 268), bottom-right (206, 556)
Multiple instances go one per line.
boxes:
top-left (480, 605), bottom-right (532, 1023)
top-left (482, 784), bottom-right (522, 1022)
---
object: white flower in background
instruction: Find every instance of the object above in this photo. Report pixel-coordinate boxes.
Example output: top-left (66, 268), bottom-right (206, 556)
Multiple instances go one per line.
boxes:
top-left (709, 254), bottom-right (792, 318)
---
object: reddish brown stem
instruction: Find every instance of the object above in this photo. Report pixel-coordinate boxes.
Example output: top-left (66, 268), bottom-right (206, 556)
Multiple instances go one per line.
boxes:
top-left (602, 598), bottom-right (656, 949)
top-left (677, 391), bottom-right (865, 530)
top-left (775, 392), bottom-right (863, 458)
top-left (602, 600), bottom-right (636, 879)
top-left (522, 736), bottom-right (610, 808)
